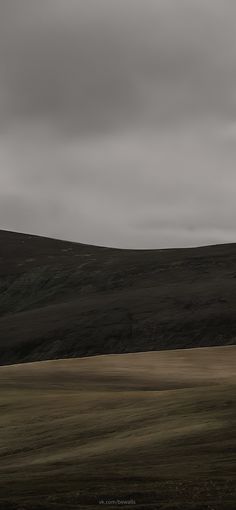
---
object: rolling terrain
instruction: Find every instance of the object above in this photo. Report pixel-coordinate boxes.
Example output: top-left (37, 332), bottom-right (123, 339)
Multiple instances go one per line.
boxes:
top-left (0, 345), bottom-right (235, 509)
top-left (1, 231), bottom-right (235, 508)
top-left (1, 229), bottom-right (236, 364)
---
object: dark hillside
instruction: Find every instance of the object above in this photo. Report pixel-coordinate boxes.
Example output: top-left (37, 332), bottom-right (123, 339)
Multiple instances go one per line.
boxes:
top-left (0, 229), bottom-right (236, 364)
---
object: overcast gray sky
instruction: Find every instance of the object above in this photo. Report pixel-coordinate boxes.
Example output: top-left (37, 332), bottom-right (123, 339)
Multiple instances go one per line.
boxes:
top-left (1, 0), bottom-right (236, 248)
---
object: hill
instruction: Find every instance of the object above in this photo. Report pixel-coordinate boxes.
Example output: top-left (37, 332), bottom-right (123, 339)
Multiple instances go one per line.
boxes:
top-left (0, 346), bottom-right (235, 509)
top-left (0, 229), bottom-right (236, 364)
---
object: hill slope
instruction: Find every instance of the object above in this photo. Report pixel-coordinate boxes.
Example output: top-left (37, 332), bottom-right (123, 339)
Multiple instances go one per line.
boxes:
top-left (0, 346), bottom-right (235, 509)
top-left (0, 229), bottom-right (236, 364)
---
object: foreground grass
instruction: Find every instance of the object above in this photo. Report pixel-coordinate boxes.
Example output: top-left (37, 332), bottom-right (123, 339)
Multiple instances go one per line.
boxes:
top-left (0, 346), bottom-right (235, 509)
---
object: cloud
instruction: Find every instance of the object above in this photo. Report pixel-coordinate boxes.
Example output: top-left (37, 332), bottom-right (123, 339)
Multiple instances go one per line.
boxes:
top-left (0, 0), bottom-right (236, 247)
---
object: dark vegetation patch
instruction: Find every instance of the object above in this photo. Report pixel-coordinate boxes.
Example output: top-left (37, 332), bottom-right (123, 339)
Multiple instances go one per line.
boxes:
top-left (1, 229), bottom-right (236, 364)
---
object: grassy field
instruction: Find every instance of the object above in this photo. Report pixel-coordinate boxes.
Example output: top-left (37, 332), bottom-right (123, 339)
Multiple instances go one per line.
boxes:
top-left (0, 345), bottom-right (235, 509)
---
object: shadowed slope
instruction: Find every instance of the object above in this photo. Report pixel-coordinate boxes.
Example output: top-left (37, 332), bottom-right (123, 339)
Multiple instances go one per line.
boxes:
top-left (1, 229), bottom-right (236, 364)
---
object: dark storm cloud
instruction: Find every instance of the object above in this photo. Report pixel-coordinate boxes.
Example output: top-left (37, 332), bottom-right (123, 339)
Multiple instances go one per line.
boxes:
top-left (0, 0), bottom-right (236, 247)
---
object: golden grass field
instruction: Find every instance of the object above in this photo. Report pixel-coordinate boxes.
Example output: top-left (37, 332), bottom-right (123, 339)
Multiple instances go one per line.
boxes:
top-left (0, 345), bottom-right (235, 509)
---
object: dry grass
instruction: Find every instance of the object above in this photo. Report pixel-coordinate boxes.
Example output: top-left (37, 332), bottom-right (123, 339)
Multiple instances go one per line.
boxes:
top-left (0, 346), bottom-right (235, 509)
